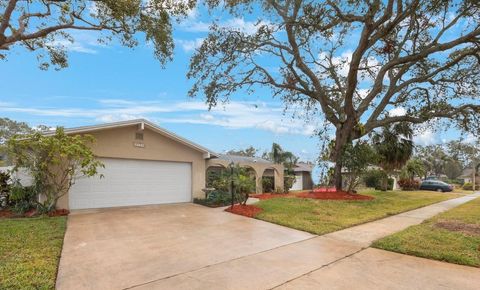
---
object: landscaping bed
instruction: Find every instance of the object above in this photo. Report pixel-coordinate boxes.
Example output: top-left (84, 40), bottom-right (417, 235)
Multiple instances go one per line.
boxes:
top-left (0, 208), bottom-right (69, 218)
top-left (225, 204), bottom-right (262, 217)
top-left (250, 193), bottom-right (292, 200)
top-left (255, 190), bottom-right (458, 235)
top-left (0, 216), bottom-right (67, 289)
top-left (373, 196), bottom-right (480, 267)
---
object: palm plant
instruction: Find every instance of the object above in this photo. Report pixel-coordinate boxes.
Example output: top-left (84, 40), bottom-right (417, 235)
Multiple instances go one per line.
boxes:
top-left (372, 122), bottom-right (414, 190)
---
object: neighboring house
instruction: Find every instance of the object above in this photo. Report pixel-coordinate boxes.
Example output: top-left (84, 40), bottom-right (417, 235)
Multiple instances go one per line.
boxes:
top-left (291, 162), bottom-right (314, 191)
top-left (0, 166), bottom-right (33, 186)
top-left (459, 168), bottom-right (479, 184)
top-left (341, 165), bottom-right (399, 190)
top-left (37, 119), bottom-right (283, 210)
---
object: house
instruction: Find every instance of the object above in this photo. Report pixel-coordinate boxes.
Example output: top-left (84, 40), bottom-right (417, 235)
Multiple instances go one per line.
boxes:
top-left (459, 168), bottom-right (479, 184)
top-left (291, 162), bottom-right (314, 191)
top-left (41, 119), bottom-right (283, 210)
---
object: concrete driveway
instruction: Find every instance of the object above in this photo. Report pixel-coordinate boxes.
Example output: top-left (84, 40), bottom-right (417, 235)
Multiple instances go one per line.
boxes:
top-left (56, 203), bottom-right (314, 290)
top-left (57, 195), bottom-right (480, 290)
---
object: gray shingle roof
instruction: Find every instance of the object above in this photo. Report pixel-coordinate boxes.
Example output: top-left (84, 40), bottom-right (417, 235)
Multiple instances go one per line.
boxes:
top-left (215, 154), bottom-right (274, 164)
top-left (294, 162), bottom-right (314, 172)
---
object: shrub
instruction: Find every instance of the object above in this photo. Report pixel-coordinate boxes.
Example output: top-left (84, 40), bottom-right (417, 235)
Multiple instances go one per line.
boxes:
top-left (9, 182), bottom-right (37, 214)
top-left (0, 171), bottom-right (11, 208)
top-left (463, 182), bottom-right (473, 190)
top-left (283, 175), bottom-right (295, 192)
top-left (194, 190), bottom-right (233, 207)
top-left (262, 176), bottom-right (274, 193)
top-left (398, 179), bottom-right (420, 191)
top-left (363, 169), bottom-right (387, 189)
top-left (387, 178), bottom-right (395, 191)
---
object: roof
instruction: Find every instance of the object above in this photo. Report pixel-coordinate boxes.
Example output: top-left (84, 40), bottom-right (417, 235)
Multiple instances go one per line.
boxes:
top-left (459, 168), bottom-right (479, 178)
top-left (294, 162), bottom-right (314, 172)
top-left (214, 154), bottom-right (274, 164)
top-left (45, 119), bottom-right (217, 157)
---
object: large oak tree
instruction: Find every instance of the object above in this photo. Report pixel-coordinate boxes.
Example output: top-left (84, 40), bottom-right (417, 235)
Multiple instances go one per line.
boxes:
top-left (188, 0), bottom-right (480, 189)
top-left (0, 0), bottom-right (193, 69)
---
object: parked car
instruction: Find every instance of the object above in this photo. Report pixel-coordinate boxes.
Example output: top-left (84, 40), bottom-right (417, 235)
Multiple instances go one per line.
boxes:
top-left (420, 180), bottom-right (453, 192)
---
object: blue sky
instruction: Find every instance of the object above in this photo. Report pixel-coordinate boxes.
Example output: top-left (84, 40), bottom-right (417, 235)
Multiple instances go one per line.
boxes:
top-left (0, 10), bottom-right (321, 162)
top-left (0, 4), bottom-right (473, 182)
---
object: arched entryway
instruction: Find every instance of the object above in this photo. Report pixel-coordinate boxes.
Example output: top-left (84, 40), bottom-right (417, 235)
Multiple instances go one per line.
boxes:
top-left (262, 168), bottom-right (275, 193)
top-left (206, 164), bottom-right (227, 192)
top-left (240, 165), bottom-right (258, 194)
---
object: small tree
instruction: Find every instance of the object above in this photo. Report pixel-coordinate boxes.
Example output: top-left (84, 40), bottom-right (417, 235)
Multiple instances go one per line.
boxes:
top-left (7, 127), bottom-right (103, 212)
top-left (337, 141), bottom-right (377, 193)
top-left (400, 159), bottom-right (426, 180)
top-left (230, 165), bottom-right (256, 205)
top-left (444, 159), bottom-right (463, 180)
top-left (398, 158), bottom-right (425, 191)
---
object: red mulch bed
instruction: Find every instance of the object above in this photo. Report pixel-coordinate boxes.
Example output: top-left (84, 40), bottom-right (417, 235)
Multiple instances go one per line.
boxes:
top-left (48, 209), bottom-right (70, 217)
top-left (0, 208), bottom-right (69, 218)
top-left (225, 204), bottom-right (262, 218)
top-left (250, 193), bottom-right (291, 200)
top-left (297, 191), bottom-right (374, 200)
top-left (0, 208), bottom-right (15, 218)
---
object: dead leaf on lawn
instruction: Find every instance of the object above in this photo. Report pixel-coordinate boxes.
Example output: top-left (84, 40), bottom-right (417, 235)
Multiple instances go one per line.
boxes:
top-left (434, 220), bottom-right (480, 237)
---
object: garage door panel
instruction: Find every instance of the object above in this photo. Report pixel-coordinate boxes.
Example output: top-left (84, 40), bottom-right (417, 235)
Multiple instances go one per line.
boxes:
top-left (69, 158), bottom-right (191, 210)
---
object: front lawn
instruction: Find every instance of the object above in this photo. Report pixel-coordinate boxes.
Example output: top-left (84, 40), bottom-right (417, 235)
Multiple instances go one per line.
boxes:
top-left (255, 190), bottom-right (458, 235)
top-left (372, 197), bottom-right (480, 267)
top-left (0, 216), bottom-right (67, 289)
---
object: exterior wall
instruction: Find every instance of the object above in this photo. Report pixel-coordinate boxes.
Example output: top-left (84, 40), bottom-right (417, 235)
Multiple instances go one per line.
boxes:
top-left (57, 125), bottom-right (206, 209)
top-left (302, 172), bottom-right (314, 190)
top-left (206, 159), bottom-right (284, 193)
top-left (291, 173), bottom-right (303, 191)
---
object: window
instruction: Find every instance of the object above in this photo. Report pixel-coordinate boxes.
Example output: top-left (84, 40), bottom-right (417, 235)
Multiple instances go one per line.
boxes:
top-left (135, 132), bottom-right (144, 140)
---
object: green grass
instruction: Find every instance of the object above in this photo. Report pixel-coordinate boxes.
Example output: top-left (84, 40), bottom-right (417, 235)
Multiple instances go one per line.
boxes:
top-left (0, 216), bottom-right (67, 290)
top-left (255, 190), bottom-right (458, 235)
top-left (373, 197), bottom-right (480, 267)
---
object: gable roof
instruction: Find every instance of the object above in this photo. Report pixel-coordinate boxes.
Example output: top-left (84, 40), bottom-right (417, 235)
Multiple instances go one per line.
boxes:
top-left (45, 119), bottom-right (217, 158)
top-left (294, 162), bottom-right (314, 172)
top-left (459, 168), bottom-right (479, 178)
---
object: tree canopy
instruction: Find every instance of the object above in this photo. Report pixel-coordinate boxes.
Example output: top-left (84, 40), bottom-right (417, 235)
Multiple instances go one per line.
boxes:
top-left (0, 117), bottom-right (33, 144)
top-left (189, 0), bottom-right (480, 189)
top-left (0, 0), bottom-right (194, 69)
top-left (226, 146), bottom-right (258, 157)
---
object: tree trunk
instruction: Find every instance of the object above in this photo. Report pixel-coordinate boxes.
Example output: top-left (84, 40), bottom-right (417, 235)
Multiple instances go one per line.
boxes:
top-left (333, 160), bottom-right (343, 190)
top-left (332, 125), bottom-right (353, 191)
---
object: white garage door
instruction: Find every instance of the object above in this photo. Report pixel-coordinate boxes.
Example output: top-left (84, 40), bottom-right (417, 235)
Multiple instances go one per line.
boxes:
top-left (291, 174), bottom-right (303, 191)
top-left (69, 158), bottom-right (192, 210)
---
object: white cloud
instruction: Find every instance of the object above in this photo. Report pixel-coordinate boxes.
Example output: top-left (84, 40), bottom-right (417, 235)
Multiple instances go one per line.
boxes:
top-left (389, 106), bottom-right (407, 117)
top-left (176, 38), bottom-right (204, 52)
top-left (414, 129), bottom-right (436, 146)
top-left (47, 30), bottom-right (105, 54)
top-left (179, 17), bottom-right (270, 35)
top-left (49, 39), bottom-right (97, 54)
top-left (0, 99), bottom-right (320, 136)
top-left (222, 18), bottom-right (269, 34)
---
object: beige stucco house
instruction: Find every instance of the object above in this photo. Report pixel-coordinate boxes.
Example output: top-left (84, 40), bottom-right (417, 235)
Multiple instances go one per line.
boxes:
top-left (50, 119), bottom-right (283, 210)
